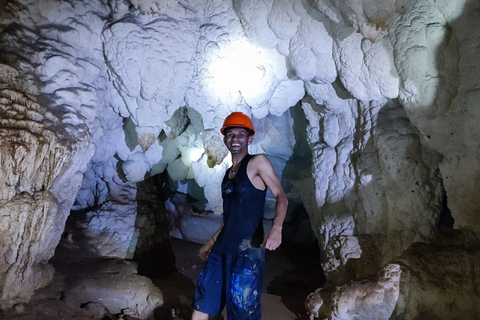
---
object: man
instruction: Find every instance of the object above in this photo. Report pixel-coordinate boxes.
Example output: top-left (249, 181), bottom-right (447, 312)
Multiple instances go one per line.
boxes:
top-left (192, 111), bottom-right (288, 320)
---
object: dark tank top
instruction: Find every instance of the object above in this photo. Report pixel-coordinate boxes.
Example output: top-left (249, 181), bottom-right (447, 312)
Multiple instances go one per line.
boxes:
top-left (213, 154), bottom-right (267, 255)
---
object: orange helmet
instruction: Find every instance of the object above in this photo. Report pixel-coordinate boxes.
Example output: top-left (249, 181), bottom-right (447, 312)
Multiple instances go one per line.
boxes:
top-left (220, 112), bottom-right (255, 135)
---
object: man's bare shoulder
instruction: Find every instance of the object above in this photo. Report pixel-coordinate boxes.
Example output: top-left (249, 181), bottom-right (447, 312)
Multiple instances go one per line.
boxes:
top-left (250, 153), bottom-right (269, 163)
top-left (249, 154), bottom-right (274, 170)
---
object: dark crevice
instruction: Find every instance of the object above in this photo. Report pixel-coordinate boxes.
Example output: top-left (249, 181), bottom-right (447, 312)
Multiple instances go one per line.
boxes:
top-left (438, 193), bottom-right (454, 229)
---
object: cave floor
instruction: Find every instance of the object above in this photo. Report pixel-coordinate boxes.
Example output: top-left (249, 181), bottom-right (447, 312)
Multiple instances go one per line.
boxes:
top-left (156, 238), bottom-right (325, 320)
top-left (0, 238), bottom-right (324, 320)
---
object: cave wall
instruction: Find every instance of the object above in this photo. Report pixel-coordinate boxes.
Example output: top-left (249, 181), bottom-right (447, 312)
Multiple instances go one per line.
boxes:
top-left (0, 0), bottom-right (111, 308)
top-left (1, 0), bottom-right (480, 318)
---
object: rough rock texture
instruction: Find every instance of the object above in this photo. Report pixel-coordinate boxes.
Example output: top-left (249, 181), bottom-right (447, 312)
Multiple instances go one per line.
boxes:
top-left (63, 258), bottom-right (163, 319)
top-left (307, 232), bottom-right (480, 320)
top-left (1, 0), bottom-right (115, 308)
top-left (0, 192), bottom-right (56, 310)
top-left (305, 263), bottom-right (401, 320)
top-left (394, 236), bottom-right (480, 320)
top-left (302, 95), bottom-right (443, 281)
top-left (103, 3), bottom-right (199, 152)
top-left (166, 192), bottom-right (223, 243)
top-left (391, 0), bottom-right (480, 235)
top-left (0, 243), bottom-right (164, 320)
top-left (0, 80), bottom-right (90, 308)
top-left (1, 0), bottom-right (480, 318)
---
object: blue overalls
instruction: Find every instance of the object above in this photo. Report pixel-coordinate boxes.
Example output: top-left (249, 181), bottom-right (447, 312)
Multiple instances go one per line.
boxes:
top-left (193, 154), bottom-right (266, 319)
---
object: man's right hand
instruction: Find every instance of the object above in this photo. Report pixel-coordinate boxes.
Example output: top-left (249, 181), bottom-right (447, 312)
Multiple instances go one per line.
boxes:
top-left (199, 240), bottom-right (214, 261)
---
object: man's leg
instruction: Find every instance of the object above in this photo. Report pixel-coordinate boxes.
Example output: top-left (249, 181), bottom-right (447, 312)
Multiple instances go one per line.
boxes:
top-left (226, 254), bottom-right (264, 320)
top-left (192, 252), bottom-right (226, 318)
top-left (191, 310), bottom-right (209, 320)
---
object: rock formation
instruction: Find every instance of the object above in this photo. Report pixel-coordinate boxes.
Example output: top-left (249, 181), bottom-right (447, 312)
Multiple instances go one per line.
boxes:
top-left (1, 0), bottom-right (479, 319)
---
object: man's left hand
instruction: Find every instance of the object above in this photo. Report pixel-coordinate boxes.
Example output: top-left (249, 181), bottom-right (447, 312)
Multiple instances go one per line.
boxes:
top-left (262, 225), bottom-right (282, 250)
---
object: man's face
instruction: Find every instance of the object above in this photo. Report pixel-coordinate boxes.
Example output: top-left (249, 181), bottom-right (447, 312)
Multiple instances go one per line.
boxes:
top-left (223, 127), bottom-right (253, 154)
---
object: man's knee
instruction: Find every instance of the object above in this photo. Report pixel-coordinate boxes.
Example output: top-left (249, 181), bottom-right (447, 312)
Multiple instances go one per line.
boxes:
top-left (192, 309), bottom-right (209, 320)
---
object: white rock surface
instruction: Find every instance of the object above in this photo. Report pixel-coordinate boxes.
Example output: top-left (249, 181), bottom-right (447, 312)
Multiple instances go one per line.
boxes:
top-left (0, 0), bottom-right (115, 308)
top-left (390, 0), bottom-right (480, 235)
top-left (1, 0), bottom-right (480, 318)
top-left (305, 263), bottom-right (401, 320)
top-left (64, 259), bottom-right (162, 319)
top-left (103, 6), bottom-right (199, 151)
top-left (0, 192), bottom-right (56, 310)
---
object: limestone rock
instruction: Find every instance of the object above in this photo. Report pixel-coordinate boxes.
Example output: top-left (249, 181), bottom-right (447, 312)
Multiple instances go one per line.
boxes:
top-left (64, 258), bottom-right (163, 319)
top-left (0, 192), bottom-right (57, 310)
top-left (202, 129), bottom-right (229, 168)
top-left (0, 90), bottom-right (73, 200)
top-left (102, 3), bottom-right (199, 151)
top-left (306, 263), bottom-right (401, 320)
top-left (0, 253), bottom-right (163, 319)
top-left (302, 96), bottom-right (443, 281)
top-left (394, 240), bottom-right (480, 320)
top-left (166, 193), bottom-right (222, 244)
top-left (1, 0), bottom-right (480, 318)
top-left (0, 88), bottom-right (80, 309)
top-left (390, 0), bottom-right (480, 235)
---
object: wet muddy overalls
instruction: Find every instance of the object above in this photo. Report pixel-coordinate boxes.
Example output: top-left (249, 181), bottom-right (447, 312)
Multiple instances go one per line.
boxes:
top-left (193, 154), bottom-right (266, 319)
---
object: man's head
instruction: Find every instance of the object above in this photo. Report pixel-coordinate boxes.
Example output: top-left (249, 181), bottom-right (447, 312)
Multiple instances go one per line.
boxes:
top-left (221, 112), bottom-right (255, 154)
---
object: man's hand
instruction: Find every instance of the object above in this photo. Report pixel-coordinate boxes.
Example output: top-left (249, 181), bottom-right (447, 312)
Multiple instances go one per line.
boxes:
top-left (199, 224), bottom-right (223, 261)
top-left (199, 239), bottom-right (214, 261)
top-left (262, 225), bottom-right (282, 250)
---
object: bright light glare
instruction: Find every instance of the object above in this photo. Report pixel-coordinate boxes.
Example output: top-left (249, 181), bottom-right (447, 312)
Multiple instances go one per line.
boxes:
top-left (208, 40), bottom-right (269, 101)
top-left (181, 146), bottom-right (205, 166)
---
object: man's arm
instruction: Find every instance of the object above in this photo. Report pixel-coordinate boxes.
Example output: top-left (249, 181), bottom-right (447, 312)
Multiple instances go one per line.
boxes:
top-left (251, 154), bottom-right (288, 251)
top-left (198, 222), bottom-right (223, 260)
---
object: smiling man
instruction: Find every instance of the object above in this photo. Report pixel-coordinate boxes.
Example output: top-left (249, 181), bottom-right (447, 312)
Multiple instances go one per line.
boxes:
top-left (191, 111), bottom-right (288, 320)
